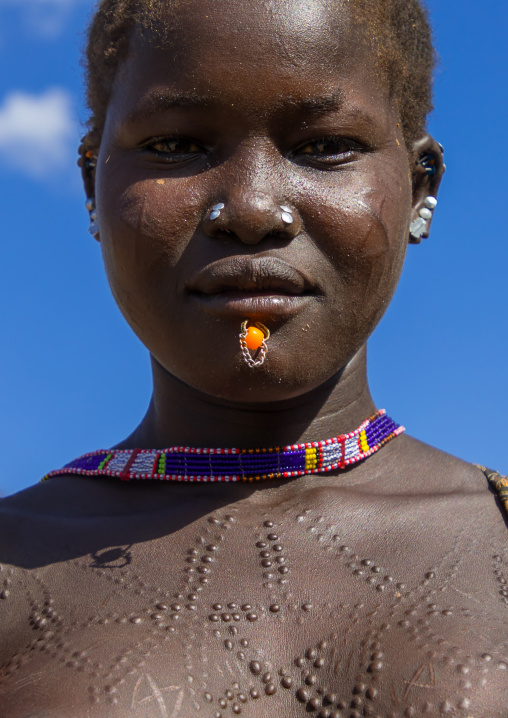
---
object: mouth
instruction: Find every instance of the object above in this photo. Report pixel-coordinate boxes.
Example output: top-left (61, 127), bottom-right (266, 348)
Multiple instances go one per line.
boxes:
top-left (186, 256), bottom-right (319, 318)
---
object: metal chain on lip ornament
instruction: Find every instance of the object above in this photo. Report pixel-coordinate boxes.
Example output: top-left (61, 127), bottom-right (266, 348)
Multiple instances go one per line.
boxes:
top-left (239, 321), bottom-right (270, 367)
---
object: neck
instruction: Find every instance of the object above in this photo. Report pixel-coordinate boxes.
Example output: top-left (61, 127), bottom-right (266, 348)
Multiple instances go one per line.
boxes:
top-left (121, 345), bottom-right (377, 450)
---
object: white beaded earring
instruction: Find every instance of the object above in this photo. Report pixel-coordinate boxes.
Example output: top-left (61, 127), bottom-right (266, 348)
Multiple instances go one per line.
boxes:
top-left (410, 196), bottom-right (437, 242)
top-left (86, 198), bottom-right (99, 238)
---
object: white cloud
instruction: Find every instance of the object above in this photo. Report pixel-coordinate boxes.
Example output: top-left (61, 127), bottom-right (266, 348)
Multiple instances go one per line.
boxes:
top-left (0, 89), bottom-right (78, 179)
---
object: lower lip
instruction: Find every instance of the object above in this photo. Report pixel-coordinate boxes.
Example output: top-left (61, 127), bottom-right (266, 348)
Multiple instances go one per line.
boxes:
top-left (191, 291), bottom-right (314, 318)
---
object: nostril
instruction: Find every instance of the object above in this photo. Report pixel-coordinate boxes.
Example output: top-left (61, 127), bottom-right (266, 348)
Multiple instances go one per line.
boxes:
top-left (203, 199), bottom-right (300, 245)
top-left (265, 230), bottom-right (285, 239)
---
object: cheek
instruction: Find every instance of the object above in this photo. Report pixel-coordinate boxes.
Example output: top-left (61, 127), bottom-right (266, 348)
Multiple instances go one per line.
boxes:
top-left (97, 179), bottom-right (200, 317)
top-left (305, 166), bottom-right (410, 302)
top-left (101, 179), bottom-right (198, 264)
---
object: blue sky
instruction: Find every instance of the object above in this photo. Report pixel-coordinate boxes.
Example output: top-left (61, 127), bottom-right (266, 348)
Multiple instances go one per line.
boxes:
top-left (1, 0), bottom-right (507, 496)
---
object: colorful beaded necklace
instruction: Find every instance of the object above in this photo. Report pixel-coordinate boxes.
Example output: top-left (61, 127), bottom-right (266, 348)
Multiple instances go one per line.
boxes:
top-left (43, 410), bottom-right (403, 483)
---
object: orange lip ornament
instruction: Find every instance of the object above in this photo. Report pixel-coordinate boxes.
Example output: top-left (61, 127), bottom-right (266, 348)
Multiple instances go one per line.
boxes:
top-left (239, 321), bottom-right (270, 367)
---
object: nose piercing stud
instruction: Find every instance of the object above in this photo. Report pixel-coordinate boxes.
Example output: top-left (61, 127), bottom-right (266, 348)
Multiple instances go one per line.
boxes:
top-left (209, 202), bottom-right (225, 220)
top-left (86, 197), bottom-right (99, 238)
top-left (240, 320), bottom-right (270, 367)
top-left (410, 196), bottom-right (438, 243)
top-left (280, 205), bottom-right (293, 225)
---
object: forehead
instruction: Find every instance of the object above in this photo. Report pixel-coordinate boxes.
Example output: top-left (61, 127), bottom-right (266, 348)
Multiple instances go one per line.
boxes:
top-left (146, 0), bottom-right (356, 62)
top-left (111, 0), bottom-right (391, 123)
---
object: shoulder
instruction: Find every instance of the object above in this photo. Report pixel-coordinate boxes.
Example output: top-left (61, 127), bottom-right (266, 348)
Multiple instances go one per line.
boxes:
top-left (0, 477), bottom-right (126, 568)
top-left (371, 433), bottom-right (508, 534)
top-left (0, 481), bottom-right (70, 568)
top-left (287, 433), bottom-right (508, 535)
top-left (381, 432), bottom-right (502, 495)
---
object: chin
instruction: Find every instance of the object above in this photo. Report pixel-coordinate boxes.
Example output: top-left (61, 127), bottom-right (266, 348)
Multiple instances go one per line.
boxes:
top-left (155, 348), bottom-right (350, 406)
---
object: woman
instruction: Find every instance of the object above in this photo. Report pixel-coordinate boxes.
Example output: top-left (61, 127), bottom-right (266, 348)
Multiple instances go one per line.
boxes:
top-left (1, 0), bottom-right (507, 716)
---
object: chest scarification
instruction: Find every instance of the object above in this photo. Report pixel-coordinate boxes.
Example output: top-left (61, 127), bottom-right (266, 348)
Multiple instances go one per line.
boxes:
top-left (1, 505), bottom-right (508, 718)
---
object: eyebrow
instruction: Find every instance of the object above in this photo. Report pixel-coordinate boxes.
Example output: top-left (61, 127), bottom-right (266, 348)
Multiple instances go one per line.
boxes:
top-left (295, 93), bottom-right (345, 115)
top-left (288, 93), bottom-right (380, 134)
top-left (123, 89), bottom-right (377, 130)
top-left (124, 91), bottom-right (213, 124)
top-left (125, 91), bottom-right (343, 123)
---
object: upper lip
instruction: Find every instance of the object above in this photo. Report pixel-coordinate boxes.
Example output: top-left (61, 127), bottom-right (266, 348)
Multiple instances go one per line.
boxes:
top-left (187, 256), bottom-right (316, 296)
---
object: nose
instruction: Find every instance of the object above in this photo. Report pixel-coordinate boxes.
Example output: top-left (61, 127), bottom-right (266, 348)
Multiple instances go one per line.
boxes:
top-left (203, 192), bottom-right (301, 245)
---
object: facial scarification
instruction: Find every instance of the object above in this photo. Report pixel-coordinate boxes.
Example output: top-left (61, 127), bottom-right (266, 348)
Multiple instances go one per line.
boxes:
top-left (92, 0), bottom-right (415, 402)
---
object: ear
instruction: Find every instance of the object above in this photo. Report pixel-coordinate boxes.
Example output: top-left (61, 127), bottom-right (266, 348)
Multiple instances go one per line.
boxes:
top-left (78, 138), bottom-right (100, 242)
top-left (409, 134), bottom-right (445, 244)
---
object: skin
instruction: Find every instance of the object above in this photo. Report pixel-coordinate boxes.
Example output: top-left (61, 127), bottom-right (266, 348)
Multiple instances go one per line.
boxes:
top-left (95, 0), bottom-right (413, 409)
top-left (1, 1), bottom-right (507, 716)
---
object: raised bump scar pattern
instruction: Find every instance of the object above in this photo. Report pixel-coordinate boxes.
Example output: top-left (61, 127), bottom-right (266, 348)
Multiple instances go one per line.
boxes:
top-left (0, 508), bottom-right (507, 717)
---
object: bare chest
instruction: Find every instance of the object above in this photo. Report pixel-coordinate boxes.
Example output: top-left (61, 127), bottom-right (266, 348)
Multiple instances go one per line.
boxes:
top-left (1, 500), bottom-right (508, 718)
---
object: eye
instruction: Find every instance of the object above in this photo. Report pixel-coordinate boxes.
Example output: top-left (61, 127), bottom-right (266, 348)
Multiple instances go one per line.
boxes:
top-left (143, 137), bottom-right (204, 162)
top-left (292, 137), bottom-right (362, 166)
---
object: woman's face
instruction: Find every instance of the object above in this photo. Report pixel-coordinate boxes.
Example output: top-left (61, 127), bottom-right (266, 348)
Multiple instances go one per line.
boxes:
top-left (95, 0), bottom-right (413, 403)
